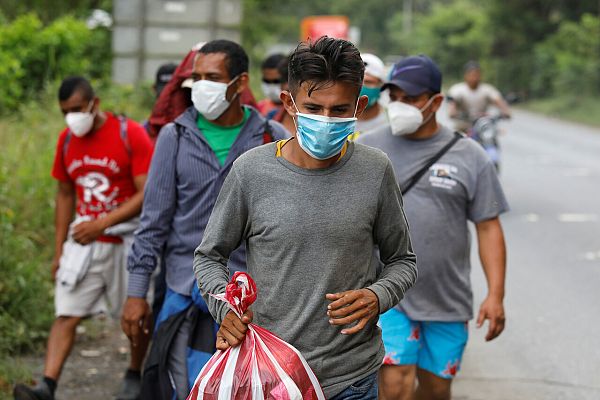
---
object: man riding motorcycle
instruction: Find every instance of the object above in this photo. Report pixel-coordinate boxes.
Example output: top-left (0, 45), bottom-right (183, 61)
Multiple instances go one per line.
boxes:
top-left (447, 61), bottom-right (511, 131)
top-left (448, 61), bottom-right (511, 170)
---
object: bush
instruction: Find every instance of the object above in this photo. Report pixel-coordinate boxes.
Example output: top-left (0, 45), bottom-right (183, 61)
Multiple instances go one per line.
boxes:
top-left (533, 14), bottom-right (600, 97)
top-left (389, 0), bottom-right (492, 82)
top-left (0, 89), bottom-right (61, 357)
top-left (0, 13), bottom-right (111, 114)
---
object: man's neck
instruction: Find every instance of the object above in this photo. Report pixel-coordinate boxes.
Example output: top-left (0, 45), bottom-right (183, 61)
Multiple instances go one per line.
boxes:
top-left (359, 104), bottom-right (381, 121)
top-left (211, 101), bottom-right (245, 127)
top-left (92, 111), bottom-right (107, 133)
top-left (282, 138), bottom-right (340, 169)
top-left (404, 118), bottom-right (440, 140)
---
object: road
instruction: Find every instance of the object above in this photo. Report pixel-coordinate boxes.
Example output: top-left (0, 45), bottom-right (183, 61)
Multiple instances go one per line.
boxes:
top-left (449, 110), bottom-right (600, 399)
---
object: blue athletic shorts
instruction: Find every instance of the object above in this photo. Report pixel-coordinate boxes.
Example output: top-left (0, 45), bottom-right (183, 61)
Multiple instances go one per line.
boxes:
top-left (378, 308), bottom-right (468, 379)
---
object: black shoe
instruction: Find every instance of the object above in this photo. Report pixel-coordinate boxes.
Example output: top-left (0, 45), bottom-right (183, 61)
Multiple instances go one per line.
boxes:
top-left (13, 381), bottom-right (54, 400)
top-left (114, 373), bottom-right (141, 400)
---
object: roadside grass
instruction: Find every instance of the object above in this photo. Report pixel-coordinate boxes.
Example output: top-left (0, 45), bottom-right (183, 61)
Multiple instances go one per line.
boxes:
top-left (519, 95), bottom-right (600, 127)
top-left (0, 82), bottom-right (152, 398)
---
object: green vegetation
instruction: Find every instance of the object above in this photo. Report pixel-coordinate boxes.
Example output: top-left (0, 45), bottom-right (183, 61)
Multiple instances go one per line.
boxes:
top-left (243, 0), bottom-right (600, 111)
top-left (0, 13), bottom-right (112, 114)
top-left (520, 96), bottom-right (600, 127)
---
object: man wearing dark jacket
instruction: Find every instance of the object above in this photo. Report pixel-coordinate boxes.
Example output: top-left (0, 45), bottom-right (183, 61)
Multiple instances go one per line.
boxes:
top-left (121, 39), bottom-right (288, 400)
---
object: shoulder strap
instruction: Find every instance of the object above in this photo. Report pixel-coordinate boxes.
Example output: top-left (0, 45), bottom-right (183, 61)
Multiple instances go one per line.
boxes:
top-left (401, 131), bottom-right (464, 195)
top-left (117, 114), bottom-right (131, 155)
top-left (62, 130), bottom-right (72, 159)
top-left (262, 118), bottom-right (275, 144)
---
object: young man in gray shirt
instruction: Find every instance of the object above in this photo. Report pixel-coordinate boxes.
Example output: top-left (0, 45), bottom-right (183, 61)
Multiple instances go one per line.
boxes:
top-left (194, 37), bottom-right (417, 399)
top-left (358, 55), bottom-right (508, 400)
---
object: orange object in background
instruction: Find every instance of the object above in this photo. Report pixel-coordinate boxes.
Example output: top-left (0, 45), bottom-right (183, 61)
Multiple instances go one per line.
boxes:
top-left (300, 16), bottom-right (349, 41)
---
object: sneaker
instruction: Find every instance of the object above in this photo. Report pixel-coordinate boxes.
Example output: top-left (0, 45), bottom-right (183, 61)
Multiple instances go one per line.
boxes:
top-left (114, 372), bottom-right (141, 400)
top-left (13, 381), bottom-right (54, 400)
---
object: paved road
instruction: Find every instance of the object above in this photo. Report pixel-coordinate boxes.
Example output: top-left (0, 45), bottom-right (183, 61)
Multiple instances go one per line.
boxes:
top-left (448, 110), bottom-right (600, 399)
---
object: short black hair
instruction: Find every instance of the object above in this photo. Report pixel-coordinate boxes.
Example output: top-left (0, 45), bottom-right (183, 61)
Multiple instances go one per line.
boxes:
top-left (262, 53), bottom-right (285, 70)
top-left (288, 36), bottom-right (364, 97)
top-left (277, 56), bottom-right (289, 84)
top-left (58, 76), bottom-right (95, 102)
top-left (198, 39), bottom-right (249, 79)
top-left (464, 60), bottom-right (481, 73)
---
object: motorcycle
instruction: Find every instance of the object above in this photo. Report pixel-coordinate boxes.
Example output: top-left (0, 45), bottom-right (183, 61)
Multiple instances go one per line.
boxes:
top-left (470, 114), bottom-right (507, 172)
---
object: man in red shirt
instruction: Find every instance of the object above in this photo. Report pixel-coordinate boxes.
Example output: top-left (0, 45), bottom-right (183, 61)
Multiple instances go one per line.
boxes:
top-left (14, 77), bottom-right (153, 400)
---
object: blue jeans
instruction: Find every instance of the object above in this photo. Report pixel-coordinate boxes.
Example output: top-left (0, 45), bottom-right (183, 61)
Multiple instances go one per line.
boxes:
top-left (330, 372), bottom-right (378, 400)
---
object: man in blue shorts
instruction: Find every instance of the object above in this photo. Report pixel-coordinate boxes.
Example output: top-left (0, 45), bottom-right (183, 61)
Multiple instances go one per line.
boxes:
top-left (358, 55), bottom-right (508, 400)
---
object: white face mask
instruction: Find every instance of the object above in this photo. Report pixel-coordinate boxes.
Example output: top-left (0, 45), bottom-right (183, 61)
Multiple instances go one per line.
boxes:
top-left (388, 95), bottom-right (440, 136)
top-left (261, 82), bottom-right (282, 104)
top-left (191, 76), bottom-right (240, 120)
top-left (65, 100), bottom-right (95, 137)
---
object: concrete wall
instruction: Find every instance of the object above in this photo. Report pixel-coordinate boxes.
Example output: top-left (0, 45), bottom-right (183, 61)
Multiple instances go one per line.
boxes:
top-left (112, 0), bottom-right (241, 84)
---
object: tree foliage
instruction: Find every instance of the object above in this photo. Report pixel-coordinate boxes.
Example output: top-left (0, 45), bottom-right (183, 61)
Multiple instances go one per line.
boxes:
top-left (0, 13), bottom-right (111, 114)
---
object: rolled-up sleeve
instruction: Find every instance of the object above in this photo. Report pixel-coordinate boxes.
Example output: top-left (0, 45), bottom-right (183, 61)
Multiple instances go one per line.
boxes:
top-left (127, 124), bottom-right (179, 298)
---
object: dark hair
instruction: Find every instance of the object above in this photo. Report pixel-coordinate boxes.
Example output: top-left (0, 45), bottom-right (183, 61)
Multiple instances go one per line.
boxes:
top-left (288, 36), bottom-right (364, 97)
top-left (198, 39), bottom-right (249, 79)
top-left (277, 56), bottom-right (289, 84)
top-left (58, 76), bottom-right (95, 102)
top-left (262, 53), bottom-right (285, 70)
top-left (464, 60), bottom-right (481, 73)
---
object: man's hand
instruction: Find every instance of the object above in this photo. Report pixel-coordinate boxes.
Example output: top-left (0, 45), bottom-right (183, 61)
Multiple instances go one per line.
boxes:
top-left (72, 219), bottom-right (107, 245)
top-left (216, 309), bottom-right (253, 350)
top-left (121, 297), bottom-right (152, 347)
top-left (326, 289), bottom-right (379, 335)
top-left (477, 295), bottom-right (505, 341)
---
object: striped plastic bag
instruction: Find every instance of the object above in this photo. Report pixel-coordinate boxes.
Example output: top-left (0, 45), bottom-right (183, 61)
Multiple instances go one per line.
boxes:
top-left (187, 272), bottom-right (325, 400)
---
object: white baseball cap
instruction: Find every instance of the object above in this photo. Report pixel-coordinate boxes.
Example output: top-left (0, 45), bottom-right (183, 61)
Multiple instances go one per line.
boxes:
top-left (361, 53), bottom-right (386, 82)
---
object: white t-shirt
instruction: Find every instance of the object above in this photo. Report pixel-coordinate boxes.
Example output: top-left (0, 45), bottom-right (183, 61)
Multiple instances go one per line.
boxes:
top-left (355, 109), bottom-right (388, 137)
top-left (448, 82), bottom-right (502, 121)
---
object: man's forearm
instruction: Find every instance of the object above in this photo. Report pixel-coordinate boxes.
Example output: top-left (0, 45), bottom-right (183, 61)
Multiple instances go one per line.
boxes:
top-left (54, 190), bottom-right (75, 257)
top-left (193, 249), bottom-right (231, 324)
top-left (476, 218), bottom-right (506, 299)
top-left (98, 191), bottom-right (144, 230)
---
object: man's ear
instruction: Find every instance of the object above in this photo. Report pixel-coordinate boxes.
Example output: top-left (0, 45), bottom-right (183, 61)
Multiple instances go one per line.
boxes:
top-left (236, 73), bottom-right (249, 94)
top-left (430, 93), bottom-right (444, 113)
top-left (355, 95), bottom-right (370, 118)
top-left (280, 90), bottom-right (296, 117)
top-left (92, 97), bottom-right (100, 113)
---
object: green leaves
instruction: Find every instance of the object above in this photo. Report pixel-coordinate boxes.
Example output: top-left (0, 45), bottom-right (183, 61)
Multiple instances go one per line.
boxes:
top-left (0, 13), bottom-right (111, 114)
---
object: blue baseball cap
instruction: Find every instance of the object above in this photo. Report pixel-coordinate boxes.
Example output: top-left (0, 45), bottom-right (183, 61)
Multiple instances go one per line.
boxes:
top-left (382, 55), bottom-right (442, 96)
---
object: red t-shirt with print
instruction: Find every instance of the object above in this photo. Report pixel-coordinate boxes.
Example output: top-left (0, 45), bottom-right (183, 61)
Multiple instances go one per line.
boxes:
top-left (51, 112), bottom-right (153, 241)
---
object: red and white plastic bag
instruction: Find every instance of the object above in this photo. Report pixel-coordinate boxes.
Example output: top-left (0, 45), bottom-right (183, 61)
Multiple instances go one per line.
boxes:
top-left (187, 272), bottom-right (326, 400)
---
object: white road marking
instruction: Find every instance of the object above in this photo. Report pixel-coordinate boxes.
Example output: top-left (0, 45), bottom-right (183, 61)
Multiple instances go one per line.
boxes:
top-left (582, 251), bottom-right (600, 261)
top-left (524, 213), bottom-right (540, 222)
top-left (557, 214), bottom-right (598, 222)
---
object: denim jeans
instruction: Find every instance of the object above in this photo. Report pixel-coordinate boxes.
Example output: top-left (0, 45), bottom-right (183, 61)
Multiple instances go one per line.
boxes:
top-left (330, 372), bottom-right (378, 400)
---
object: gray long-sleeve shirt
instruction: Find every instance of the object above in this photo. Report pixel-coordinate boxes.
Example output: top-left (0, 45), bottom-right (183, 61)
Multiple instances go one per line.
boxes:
top-left (127, 106), bottom-right (288, 298)
top-left (194, 141), bottom-right (417, 398)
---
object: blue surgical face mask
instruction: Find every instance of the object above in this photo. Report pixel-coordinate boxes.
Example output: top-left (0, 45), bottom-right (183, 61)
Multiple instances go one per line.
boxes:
top-left (290, 95), bottom-right (358, 160)
top-left (360, 85), bottom-right (381, 108)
